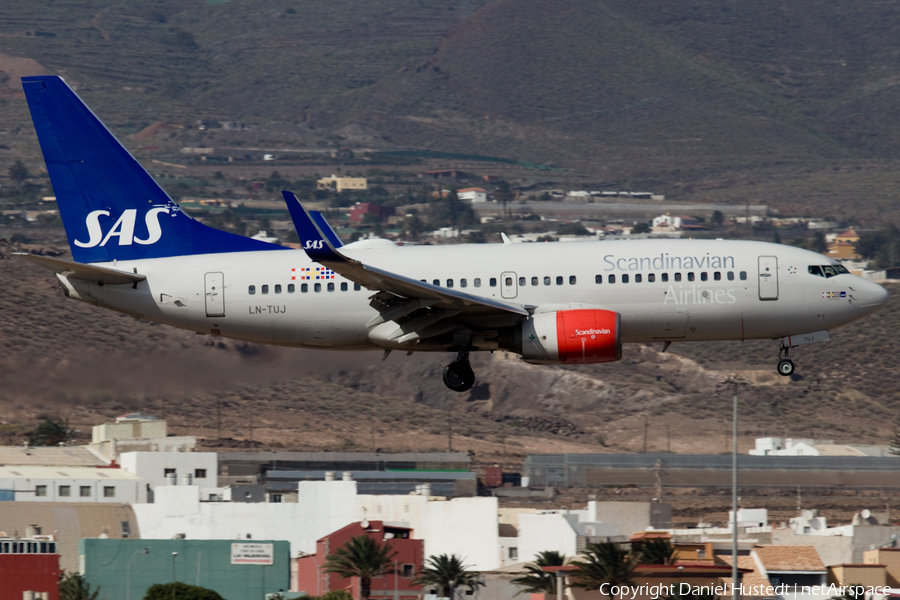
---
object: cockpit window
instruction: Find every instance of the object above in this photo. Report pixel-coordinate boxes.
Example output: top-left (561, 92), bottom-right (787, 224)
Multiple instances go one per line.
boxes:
top-left (809, 264), bottom-right (849, 278)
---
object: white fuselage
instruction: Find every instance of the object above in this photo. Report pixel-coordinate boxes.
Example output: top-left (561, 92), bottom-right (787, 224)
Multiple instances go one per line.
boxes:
top-left (63, 238), bottom-right (887, 353)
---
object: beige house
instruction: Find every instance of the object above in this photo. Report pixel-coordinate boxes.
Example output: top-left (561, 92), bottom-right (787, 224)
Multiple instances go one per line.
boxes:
top-left (864, 546), bottom-right (900, 586)
top-left (317, 174), bottom-right (367, 192)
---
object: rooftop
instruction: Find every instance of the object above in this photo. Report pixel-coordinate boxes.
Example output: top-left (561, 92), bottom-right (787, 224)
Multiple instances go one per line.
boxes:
top-left (0, 465), bottom-right (141, 480)
top-left (0, 446), bottom-right (106, 467)
top-left (755, 545), bottom-right (826, 572)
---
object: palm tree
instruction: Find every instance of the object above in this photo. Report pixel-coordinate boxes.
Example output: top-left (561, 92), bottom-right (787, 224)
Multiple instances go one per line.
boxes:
top-left (29, 415), bottom-right (74, 446)
top-left (414, 554), bottom-right (485, 600)
top-left (569, 541), bottom-right (639, 600)
top-left (635, 538), bottom-right (676, 565)
top-left (323, 535), bottom-right (397, 600)
top-left (511, 551), bottom-right (568, 596)
top-left (58, 573), bottom-right (99, 600)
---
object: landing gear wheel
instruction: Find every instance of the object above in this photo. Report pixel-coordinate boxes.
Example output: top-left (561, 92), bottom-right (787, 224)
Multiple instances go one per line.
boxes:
top-left (777, 358), bottom-right (795, 377)
top-left (443, 352), bottom-right (475, 392)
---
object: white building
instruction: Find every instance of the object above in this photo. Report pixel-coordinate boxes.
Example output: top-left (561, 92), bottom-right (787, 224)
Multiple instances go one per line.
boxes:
top-left (89, 413), bottom-right (196, 462)
top-left (0, 465), bottom-right (144, 503)
top-left (458, 188), bottom-right (488, 204)
top-left (728, 508), bottom-right (768, 528)
top-left (133, 480), bottom-right (502, 570)
top-left (119, 451), bottom-right (218, 500)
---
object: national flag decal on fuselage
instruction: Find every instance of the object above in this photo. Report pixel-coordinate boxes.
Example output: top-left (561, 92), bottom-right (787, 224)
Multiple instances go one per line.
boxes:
top-left (292, 267), bottom-right (334, 280)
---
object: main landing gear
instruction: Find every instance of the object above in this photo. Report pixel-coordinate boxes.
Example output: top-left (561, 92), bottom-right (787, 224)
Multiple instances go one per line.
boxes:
top-left (777, 344), bottom-right (795, 377)
top-left (443, 350), bottom-right (475, 392)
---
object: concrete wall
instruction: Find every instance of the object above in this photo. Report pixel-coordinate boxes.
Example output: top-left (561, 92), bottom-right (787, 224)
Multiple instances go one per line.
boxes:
top-left (120, 451), bottom-right (218, 493)
top-left (81, 538), bottom-right (289, 600)
top-left (586, 501), bottom-right (672, 535)
top-left (92, 420), bottom-right (167, 443)
top-left (771, 528), bottom-right (855, 566)
top-left (518, 513), bottom-right (578, 563)
top-left (0, 469), bottom-right (143, 504)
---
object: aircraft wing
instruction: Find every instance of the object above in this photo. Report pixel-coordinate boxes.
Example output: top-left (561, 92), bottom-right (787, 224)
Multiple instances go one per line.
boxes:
top-left (15, 253), bottom-right (146, 286)
top-left (282, 192), bottom-right (529, 320)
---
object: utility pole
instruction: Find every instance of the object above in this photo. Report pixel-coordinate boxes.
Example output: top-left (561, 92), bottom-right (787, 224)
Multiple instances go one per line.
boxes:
top-left (642, 416), bottom-right (649, 453)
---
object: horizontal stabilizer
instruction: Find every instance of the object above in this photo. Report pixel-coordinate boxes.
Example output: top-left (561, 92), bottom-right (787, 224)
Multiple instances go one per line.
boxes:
top-left (14, 253), bottom-right (145, 286)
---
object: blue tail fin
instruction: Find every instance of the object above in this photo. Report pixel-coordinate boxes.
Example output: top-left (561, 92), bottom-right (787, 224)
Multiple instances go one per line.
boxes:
top-left (309, 210), bottom-right (343, 249)
top-left (22, 76), bottom-right (283, 263)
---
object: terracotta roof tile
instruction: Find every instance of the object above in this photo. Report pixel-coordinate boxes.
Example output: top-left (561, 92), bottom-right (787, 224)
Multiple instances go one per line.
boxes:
top-left (754, 546), bottom-right (826, 572)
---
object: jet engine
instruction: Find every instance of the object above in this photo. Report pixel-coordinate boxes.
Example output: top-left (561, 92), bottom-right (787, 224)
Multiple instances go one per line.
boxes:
top-left (502, 309), bottom-right (622, 365)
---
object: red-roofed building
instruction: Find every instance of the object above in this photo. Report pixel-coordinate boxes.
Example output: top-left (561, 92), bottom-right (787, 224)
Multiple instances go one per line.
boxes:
top-left (0, 537), bottom-right (61, 600)
top-left (294, 521), bottom-right (424, 600)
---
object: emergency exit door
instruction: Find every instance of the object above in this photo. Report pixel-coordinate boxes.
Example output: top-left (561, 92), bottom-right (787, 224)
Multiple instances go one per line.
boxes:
top-left (204, 272), bottom-right (225, 317)
top-left (501, 271), bottom-right (518, 299)
top-left (758, 256), bottom-right (778, 300)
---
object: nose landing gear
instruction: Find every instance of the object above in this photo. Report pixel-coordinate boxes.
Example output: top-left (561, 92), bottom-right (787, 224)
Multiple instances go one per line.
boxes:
top-left (443, 350), bottom-right (475, 392)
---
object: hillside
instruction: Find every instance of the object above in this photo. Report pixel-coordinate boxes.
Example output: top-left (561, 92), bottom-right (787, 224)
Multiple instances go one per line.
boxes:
top-left (3, 1), bottom-right (900, 221)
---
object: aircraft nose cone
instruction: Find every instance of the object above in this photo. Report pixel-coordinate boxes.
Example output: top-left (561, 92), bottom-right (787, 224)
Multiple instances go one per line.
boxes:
top-left (857, 280), bottom-right (890, 316)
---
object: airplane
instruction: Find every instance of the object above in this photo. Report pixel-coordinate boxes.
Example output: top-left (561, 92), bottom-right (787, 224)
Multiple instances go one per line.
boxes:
top-left (17, 76), bottom-right (890, 392)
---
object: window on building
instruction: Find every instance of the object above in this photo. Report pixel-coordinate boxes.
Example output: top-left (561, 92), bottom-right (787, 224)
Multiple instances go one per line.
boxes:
top-left (288, 284), bottom-right (295, 293)
top-left (121, 522), bottom-right (131, 538)
top-left (59, 485), bottom-right (70, 497)
top-left (248, 285), bottom-right (256, 295)
top-left (35, 485), bottom-right (47, 497)
top-left (402, 564), bottom-right (415, 578)
top-left (195, 469), bottom-right (207, 479)
top-left (103, 486), bottom-right (115, 498)
top-left (509, 547), bottom-right (518, 560)
top-left (164, 468), bottom-right (176, 476)
top-left (274, 284), bottom-right (282, 293)
top-left (262, 284), bottom-right (269, 294)
top-left (270, 494), bottom-right (282, 503)
top-left (80, 486), bottom-right (91, 497)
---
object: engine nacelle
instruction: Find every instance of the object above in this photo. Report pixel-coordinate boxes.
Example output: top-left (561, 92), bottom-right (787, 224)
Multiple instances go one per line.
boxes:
top-left (508, 309), bottom-right (622, 365)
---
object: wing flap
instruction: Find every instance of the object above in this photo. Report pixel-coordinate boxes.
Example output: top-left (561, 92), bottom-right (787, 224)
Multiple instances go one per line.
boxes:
top-left (15, 253), bottom-right (145, 285)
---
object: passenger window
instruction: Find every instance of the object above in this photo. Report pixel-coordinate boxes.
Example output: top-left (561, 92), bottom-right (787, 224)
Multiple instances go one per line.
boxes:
top-left (327, 282), bottom-right (335, 292)
top-left (532, 277), bottom-right (538, 286)
top-left (518, 277), bottom-right (525, 286)
top-left (460, 279), bottom-right (467, 288)
top-left (249, 285), bottom-right (256, 295)
top-left (490, 278), bottom-right (497, 287)
top-left (635, 274), bottom-right (642, 283)
top-left (447, 279), bottom-right (454, 288)
top-left (288, 284), bottom-right (295, 293)
top-left (727, 271), bottom-right (734, 281)
top-left (433, 279), bottom-right (440, 286)
top-left (505, 277), bottom-right (513, 286)
top-left (595, 275), bottom-right (602, 284)
top-left (354, 283), bottom-right (361, 291)
top-left (700, 272), bottom-right (707, 282)
top-left (648, 273), bottom-right (655, 282)
top-left (740, 271), bottom-right (747, 280)
top-left (301, 283), bottom-right (308, 293)
top-left (556, 276), bottom-right (563, 285)
top-left (674, 273), bottom-right (682, 282)
top-left (688, 272), bottom-right (695, 282)
top-left (622, 274), bottom-right (629, 283)
top-left (474, 278), bottom-right (481, 288)
top-left (661, 273), bottom-right (668, 282)
top-left (609, 274), bottom-right (616, 283)
top-left (714, 272), bottom-right (721, 281)
top-left (262, 285), bottom-right (269, 294)
top-left (275, 284), bottom-right (282, 293)
top-left (314, 283), bottom-right (321, 292)
top-left (544, 276), bottom-right (551, 285)
top-left (569, 275), bottom-right (576, 285)
top-left (341, 282), bottom-right (348, 291)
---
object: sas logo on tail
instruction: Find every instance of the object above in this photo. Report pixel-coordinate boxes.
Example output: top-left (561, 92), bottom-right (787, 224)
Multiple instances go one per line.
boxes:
top-left (75, 207), bottom-right (171, 248)
top-left (304, 240), bottom-right (325, 250)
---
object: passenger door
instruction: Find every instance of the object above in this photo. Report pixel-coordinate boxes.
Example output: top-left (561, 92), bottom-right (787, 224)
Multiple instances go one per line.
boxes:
top-left (758, 256), bottom-right (778, 300)
top-left (204, 272), bottom-right (225, 317)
